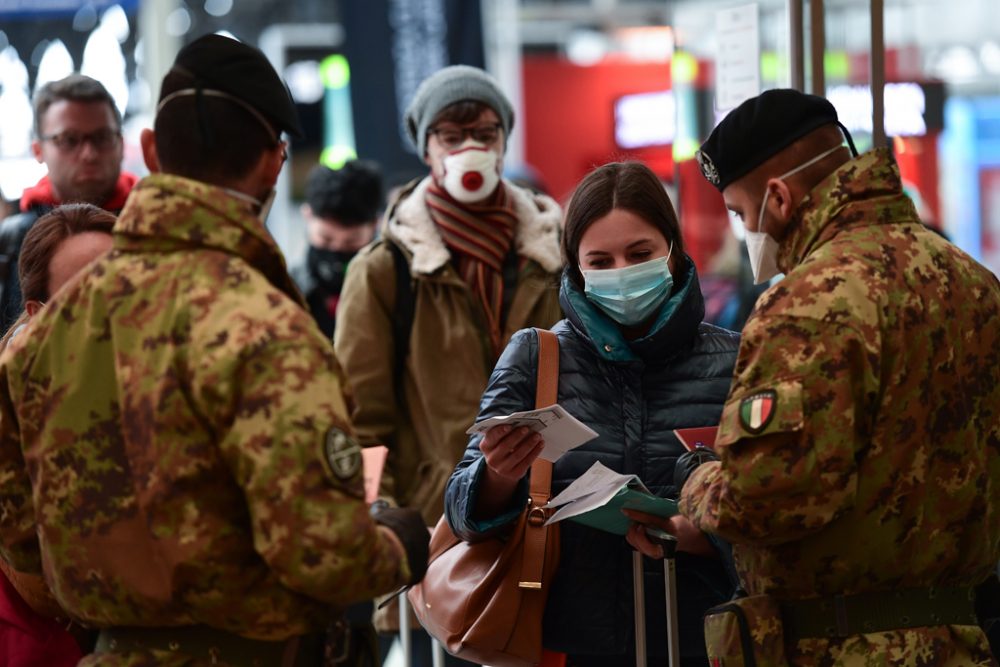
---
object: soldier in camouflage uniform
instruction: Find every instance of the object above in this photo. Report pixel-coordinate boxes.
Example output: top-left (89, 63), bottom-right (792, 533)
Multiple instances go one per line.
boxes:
top-left (0, 34), bottom-right (429, 667)
top-left (664, 90), bottom-right (1000, 665)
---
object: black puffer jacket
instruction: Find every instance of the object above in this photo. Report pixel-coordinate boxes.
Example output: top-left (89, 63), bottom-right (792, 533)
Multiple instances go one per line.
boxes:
top-left (445, 258), bottom-right (741, 660)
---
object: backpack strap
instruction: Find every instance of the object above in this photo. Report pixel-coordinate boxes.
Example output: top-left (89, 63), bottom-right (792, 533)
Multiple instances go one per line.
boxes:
top-left (387, 240), bottom-right (415, 394)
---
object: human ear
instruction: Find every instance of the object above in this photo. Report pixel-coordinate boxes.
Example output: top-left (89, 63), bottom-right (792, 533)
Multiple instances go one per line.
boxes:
top-left (140, 129), bottom-right (160, 173)
top-left (765, 178), bottom-right (795, 221)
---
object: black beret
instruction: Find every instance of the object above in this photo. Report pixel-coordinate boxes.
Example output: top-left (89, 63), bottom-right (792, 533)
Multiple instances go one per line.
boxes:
top-left (167, 34), bottom-right (303, 138)
top-left (696, 89), bottom-right (841, 192)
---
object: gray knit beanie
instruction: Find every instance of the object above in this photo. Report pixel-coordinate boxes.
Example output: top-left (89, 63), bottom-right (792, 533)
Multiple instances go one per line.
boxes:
top-left (404, 65), bottom-right (514, 157)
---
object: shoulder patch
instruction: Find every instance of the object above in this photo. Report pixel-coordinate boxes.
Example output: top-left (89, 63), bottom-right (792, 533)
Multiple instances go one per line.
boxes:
top-left (739, 390), bottom-right (777, 434)
top-left (322, 428), bottom-right (362, 482)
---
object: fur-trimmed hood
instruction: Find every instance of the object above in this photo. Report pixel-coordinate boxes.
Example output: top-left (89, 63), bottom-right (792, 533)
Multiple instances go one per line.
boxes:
top-left (386, 176), bottom-right (563, 275)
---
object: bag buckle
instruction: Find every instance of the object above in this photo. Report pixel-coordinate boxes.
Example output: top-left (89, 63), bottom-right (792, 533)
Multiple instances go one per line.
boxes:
top-left (526, 505), bottom-right (547, 527)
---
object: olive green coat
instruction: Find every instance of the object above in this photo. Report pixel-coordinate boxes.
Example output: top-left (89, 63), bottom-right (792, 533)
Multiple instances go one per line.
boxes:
top-left (334, 176), bottom-right (563, 524)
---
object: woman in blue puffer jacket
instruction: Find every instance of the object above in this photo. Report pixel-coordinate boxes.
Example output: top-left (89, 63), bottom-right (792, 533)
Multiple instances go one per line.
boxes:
top-left (444, 161), bottom-right (741, 667)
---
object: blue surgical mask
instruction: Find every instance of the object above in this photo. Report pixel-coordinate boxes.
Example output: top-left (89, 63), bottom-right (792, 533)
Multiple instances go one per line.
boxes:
top-left (581, 248), bottom-right (673, 326)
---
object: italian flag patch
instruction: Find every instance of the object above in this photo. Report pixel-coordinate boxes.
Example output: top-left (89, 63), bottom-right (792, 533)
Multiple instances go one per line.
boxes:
top-left (739, 390), bottom-right (777, 434)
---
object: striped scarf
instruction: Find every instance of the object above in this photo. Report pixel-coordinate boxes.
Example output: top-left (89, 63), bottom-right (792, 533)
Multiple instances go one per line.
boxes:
top-left (426, 180), bottom-right (518, 359)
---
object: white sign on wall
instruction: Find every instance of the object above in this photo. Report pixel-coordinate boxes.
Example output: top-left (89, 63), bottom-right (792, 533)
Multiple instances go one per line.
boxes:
top-left (715, 4), bottom-right (760, 112)
top-left (827, 83), bottom-right (928, 137)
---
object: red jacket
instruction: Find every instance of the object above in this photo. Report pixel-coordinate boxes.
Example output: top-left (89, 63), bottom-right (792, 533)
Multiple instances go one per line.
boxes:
top-left (0, 573), bottom-right (81, 666)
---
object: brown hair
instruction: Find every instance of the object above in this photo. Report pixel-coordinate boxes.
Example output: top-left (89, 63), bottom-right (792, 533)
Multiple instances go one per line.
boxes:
top-left (430, 100), bottom-right (493, 128)
top-left (2, 204), bottom-right (115, 347)
top-left (562, 161), bottom-right (685, 287)
top-left (33, 74), bottom-right (121, 137)
top-left (19, 203), bottom-right (116, 305)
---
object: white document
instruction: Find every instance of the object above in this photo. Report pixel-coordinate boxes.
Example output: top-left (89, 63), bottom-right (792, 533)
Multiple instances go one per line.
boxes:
top-left (543, 461), bottom-right (650, 525)
top-left (466, 404), bottom-right (598, 462)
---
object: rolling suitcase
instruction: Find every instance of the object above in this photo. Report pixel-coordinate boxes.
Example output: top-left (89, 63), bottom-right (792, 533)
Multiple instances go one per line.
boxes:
top-left (632, 529), bottom-right (680, 667)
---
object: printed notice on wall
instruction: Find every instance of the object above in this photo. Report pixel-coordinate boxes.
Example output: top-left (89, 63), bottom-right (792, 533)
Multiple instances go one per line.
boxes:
top-left (715, 3), bottom-right (761, 112)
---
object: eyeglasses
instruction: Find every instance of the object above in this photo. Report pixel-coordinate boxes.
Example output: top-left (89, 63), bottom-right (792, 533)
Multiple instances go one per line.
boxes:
top-left (427, 123), bottom-right (502, 150)
top-left (40, 128), bottom-right (120, 153)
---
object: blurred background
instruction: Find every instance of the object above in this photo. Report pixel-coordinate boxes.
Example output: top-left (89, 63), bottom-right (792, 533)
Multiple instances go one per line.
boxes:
top-left (1, 0), bottom-right (997, 326)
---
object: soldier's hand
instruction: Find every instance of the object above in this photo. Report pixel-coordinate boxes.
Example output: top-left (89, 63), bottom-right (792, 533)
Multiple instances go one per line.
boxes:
top-left (370, 505), bottom-right (429, 585)
top-left (673, 446), bottom-right (720, 494)
top-left (480, 425), bottom-right (545, 482)
top-left (623, 510), bottom-right (717, 559)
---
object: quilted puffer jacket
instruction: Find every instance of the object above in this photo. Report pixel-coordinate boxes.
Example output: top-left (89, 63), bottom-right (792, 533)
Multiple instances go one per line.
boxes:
top-left (445, 258), bottom-right (740, 660)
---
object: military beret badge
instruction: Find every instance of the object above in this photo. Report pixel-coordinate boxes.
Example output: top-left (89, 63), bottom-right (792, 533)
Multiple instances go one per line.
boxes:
top-left (739, 390), bottom-right (776, 434)
top-left (696, 150), bottom-right (720, 186)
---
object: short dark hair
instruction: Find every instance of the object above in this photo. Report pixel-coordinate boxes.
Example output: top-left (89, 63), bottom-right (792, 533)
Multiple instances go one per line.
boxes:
top-left (306, 160), bottom-right (383, 225)
top-left (153, 69), bottom-right (277, 185)
top-left (430, 100), bottom-right (492, 130)
top-left (33, 74), bottom-right (122, 137)
top-left (562, 161), bottom-right (685, 288)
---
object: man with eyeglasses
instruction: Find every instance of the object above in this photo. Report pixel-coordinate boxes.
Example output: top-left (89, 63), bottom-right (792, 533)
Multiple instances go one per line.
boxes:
top-left (0, 74), bottom-right (137, 332)
top-left (334, 64), bottom-right (563, 665)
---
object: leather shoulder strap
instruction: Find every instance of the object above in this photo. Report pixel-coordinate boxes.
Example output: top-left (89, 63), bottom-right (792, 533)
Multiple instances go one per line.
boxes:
top-left (519, 327), bottom-right (559, 590)
top-left (529, 328), bottom-right (558, 501)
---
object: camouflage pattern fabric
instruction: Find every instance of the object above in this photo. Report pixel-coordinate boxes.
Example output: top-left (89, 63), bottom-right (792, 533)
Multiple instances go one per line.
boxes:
top-left (0, 174), bottom-right (410, 665)
top-left (680, 148), bottom-right (1000, 665)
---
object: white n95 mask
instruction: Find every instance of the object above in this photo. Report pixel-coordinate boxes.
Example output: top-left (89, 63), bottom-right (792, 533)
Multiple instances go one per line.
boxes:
top-left (442, 148), bottom-right (500, 203)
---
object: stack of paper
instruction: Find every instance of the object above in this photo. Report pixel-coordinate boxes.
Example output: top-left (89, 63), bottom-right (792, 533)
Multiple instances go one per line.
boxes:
top-left (466, 404), bottom-right (599, 462)
top-left (543, 461), bottom-right (678, 535)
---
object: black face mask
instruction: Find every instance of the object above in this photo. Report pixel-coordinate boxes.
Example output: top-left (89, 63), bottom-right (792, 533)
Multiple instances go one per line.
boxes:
top-left (307, 246), bottom-right (356, 293)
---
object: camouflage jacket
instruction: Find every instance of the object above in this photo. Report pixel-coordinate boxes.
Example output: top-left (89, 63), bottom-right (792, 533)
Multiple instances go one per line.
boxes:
top-left (0, 175), bottom-right (409, 644)
top-left (681, 149), bottom-right (1000, 665)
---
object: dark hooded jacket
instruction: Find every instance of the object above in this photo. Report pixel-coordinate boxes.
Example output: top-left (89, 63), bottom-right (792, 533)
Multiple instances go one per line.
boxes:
top-left (445, 258), bottom-right (740, 659)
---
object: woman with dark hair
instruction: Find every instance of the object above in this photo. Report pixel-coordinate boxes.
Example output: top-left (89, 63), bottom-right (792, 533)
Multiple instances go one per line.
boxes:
top-left (0, 202), bottom-right (114, 665)
top-left (2, 202), bottom-right (115, 345)
top-left (445, 162), bottom-right (740, 666)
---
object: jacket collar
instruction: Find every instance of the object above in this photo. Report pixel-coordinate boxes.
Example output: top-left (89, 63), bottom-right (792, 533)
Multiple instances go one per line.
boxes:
top-left (19, 171), bottom-right (139, 213)
top-left (113, 174), bottom-right (305, 306)
top-left (778, 147), bottom-right (919, 273)
top-left (386, 176), bottom-right (563, 276)
top-left (559, 255), bottom-right (706, 363)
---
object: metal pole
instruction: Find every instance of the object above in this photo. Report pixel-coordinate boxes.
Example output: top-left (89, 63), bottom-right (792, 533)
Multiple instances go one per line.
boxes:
top-left (809, 0), bottom-right (825, 96)
top-left (482, 0), bottom-right (524, 169)
top-left (632, 551), bottom-right (647, 667)
top-left (138, 0), bottom-right (180, 105)
top-left (399, 594), bottom-right (411, 667)
top-left (870, 0), bottom-right (887, 148)
top-left (431, 638), bottom-right (446, 667)
top-left (788, 0), bottom-right (805, 91)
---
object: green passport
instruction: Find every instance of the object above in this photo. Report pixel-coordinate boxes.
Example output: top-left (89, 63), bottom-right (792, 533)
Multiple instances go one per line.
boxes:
top-left (568, 485), bottom-right (679, 536)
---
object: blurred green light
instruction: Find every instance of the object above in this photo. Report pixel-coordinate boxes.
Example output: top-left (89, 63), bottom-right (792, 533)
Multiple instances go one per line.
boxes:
top-left (672, 137), bottom-right (700, 162)
top-left (761, 51), bottom-right (780, 81)
top-left (671, 52), bottom-right (698, 85)
top-left (321, 145), bottom-right (358, 169)
top-left (321, 54), bottom-right (350, 90)
top-left (825, 51), bottom-right (849, 80)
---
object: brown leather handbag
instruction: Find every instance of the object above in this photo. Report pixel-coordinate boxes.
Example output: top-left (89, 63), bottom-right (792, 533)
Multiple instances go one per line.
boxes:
top-left (407, 328), bottom-right (561, 667)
